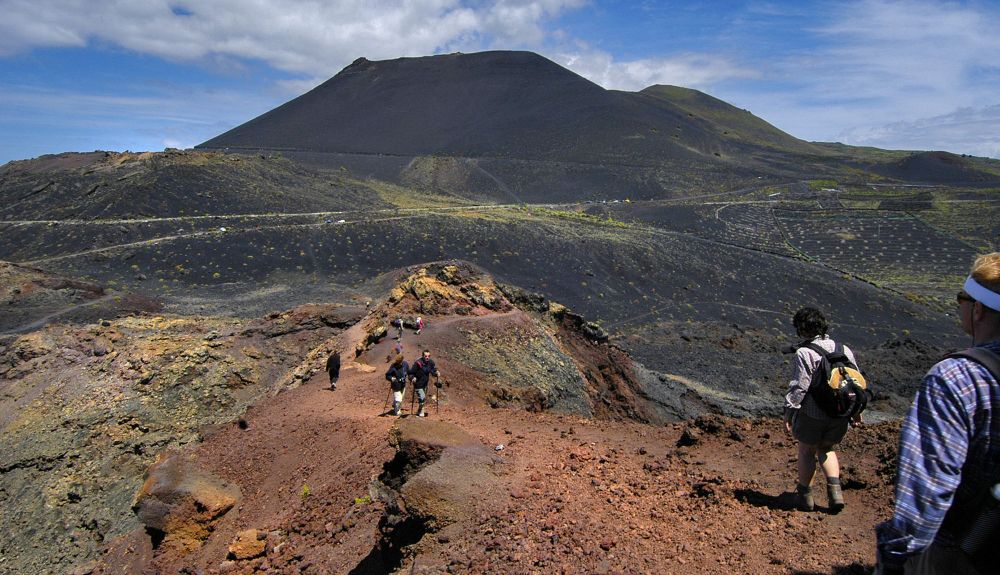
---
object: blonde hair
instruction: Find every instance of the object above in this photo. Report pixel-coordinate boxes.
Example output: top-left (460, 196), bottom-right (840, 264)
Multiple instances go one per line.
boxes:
top-left (971, 252), bottom-right (1000, 294)
top-left (392, 355), bottom-right (404, 366)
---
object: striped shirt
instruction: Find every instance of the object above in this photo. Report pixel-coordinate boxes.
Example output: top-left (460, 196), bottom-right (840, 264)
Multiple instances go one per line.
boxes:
top-left (876, 340), bottom-right (1000, 560)
top-left (784, 335), bottom-right (859, 420)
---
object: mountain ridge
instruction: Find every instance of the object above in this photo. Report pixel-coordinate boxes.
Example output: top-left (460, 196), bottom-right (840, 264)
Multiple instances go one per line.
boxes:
top-left (198, 50), bottom-right (795, 167)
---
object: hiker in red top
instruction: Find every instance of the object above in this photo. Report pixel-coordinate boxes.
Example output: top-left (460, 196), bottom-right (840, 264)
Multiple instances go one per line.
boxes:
top-left (408, 349), bottom-right (440, 417)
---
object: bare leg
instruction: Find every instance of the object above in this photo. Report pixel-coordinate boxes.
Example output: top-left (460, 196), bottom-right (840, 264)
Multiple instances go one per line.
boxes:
top-left (797, 442), bottom-right (818, 487)
top-left (818, 449), bottom-right (840, 479)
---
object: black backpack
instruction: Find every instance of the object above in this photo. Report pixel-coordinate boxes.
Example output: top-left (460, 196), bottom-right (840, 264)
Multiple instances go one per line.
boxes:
top-left (803, 342), bottom-right (870, 419)
top-left (945, 347), bottom-right (1000, 383)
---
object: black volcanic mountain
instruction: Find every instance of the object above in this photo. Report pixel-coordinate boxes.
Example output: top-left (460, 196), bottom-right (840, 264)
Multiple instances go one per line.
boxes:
top-left (198, 51), bottom-right (812, 166)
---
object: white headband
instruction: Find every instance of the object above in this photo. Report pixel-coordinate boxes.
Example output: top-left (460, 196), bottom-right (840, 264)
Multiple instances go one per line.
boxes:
top-left (964, 276), bottom-right (1000, 312)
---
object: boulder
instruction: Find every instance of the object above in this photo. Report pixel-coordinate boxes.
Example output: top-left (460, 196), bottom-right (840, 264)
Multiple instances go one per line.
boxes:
top-left (132, 454), bottom-right (241, 552)
top-left (390, 418), bottom-right (481, 458)
top-left (400, 447), bottom-right (500, 531)
top-left (227, 529), bottom-right (266, 560)
top-left (387, 419), bottom-right (505, 532)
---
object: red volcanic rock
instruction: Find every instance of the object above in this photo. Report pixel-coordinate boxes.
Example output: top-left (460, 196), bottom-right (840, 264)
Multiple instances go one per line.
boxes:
top-left (227, 529), bottom-right (265, 560)
top-left (133, 454), bottom-right (241, 552)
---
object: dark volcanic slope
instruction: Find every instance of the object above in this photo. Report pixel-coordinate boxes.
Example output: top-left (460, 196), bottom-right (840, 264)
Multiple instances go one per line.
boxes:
top-left (0, 150), bottom-right (388, 220)
top-left (640, 85), bottom-right (826, 155)
top-left (199, 51), bottom-right (786, 166)
top-left (879, 150), bottom-right (1000, 183)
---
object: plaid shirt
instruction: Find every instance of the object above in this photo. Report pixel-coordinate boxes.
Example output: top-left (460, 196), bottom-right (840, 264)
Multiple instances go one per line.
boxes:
top-left (876, 341), bottom-right (1000, 562)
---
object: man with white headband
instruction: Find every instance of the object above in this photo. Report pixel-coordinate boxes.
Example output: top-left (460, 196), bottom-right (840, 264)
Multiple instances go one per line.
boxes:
top-left (876, 253), bottom-right (1000, 575)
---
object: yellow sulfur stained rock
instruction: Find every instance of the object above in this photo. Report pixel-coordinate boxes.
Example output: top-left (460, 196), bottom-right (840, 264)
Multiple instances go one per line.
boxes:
top-left (227, 529), bottom-right (265, 560)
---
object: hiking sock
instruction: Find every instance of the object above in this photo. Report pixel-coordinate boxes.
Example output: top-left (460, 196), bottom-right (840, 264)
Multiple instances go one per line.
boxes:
top-left (827, 477), bottom-right (844, 512)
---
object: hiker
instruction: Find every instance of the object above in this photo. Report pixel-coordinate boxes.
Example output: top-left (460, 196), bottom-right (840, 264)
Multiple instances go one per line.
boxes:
top-left (783, 307), bottom-right (863, 512)
top-left (876, 253), bottom-right (1000, 575)
top-left (394, 316), bottom-right (404, 340)
top-left (326, 350), bottom-right (341, 391)
top-left (386, 340), bottom-right (403, 364)
top-left (385, 355), bottom-right (409, 416)
top-left (415, 316), bottom-right (424, 335)
top-left (408, 349), bottom-right (441, 418)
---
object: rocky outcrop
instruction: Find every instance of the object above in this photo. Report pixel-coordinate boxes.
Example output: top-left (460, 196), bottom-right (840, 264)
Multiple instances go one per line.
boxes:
top-left (385, 261), bottom-right (512, 316)
top-left (0, 306), bottom-right (356, 575)
top-left (362, 418), bottom-right (505, 572)
top-left (227, 529), bottom-right (266, 560)
top-left (133, 454), bottom-right (241, 552)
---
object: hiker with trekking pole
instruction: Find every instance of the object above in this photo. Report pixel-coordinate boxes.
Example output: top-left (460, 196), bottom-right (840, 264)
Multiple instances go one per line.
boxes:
top-left (408, 349), bottom-right (441, 418)
top-left (385, 355), bottom-right (409, 416)
top-left (434, 373), bottom-right (444, 414)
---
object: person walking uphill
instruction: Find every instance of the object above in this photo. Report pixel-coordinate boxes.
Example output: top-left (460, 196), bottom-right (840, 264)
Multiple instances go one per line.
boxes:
top-left (385, 355), bottom-right (409, 416)
top-left (408, 349), bottom-right (441, 418)
top-left (783, 307), bottom-right (865, 513)
top-left (326, 351), bottom-right (341, 391)
top-left (876, 253), bottom-right (1000, 575)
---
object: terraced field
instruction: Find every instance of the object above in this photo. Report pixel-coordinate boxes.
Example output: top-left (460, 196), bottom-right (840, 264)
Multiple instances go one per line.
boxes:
top-left (775, 208), bottom-right (976, 298)
top-left (712, 202), bottom-right (795, 256)
top-left (915, 198), bottom-right (1000, 252)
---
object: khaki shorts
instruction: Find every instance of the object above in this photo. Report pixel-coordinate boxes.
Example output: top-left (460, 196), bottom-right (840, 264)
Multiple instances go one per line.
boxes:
top-left (792, 412), bottom-right (849, 447)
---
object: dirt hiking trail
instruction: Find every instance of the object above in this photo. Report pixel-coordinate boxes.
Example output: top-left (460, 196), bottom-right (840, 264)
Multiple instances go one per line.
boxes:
top-left (93, 302), bottom-right (898, 575)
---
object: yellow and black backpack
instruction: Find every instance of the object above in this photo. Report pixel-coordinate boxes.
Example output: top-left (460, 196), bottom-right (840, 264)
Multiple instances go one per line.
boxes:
top-left (804, 343), bottom-right (870, 418)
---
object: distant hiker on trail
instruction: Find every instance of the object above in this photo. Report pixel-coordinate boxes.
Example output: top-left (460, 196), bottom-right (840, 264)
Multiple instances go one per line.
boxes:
top-left (385, 355), bottom-right (409, 416)
top-left (415, 316), bottom-right (424, 335)
top-left (408, 349), bottom-right (440, 418)
top-left (783, 307), bottom-right (865, 513)
top-left (326, 351), bottom-right (341, 391)
top-left (386, 340), bottom-right (403, 363)
top-left (394, 316), bottom-right (404, 340)
top-left (876, 253), bottom-right (1000, 575)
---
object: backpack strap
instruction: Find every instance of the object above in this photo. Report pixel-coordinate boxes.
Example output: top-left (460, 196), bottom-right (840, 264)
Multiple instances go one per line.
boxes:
top-left (947, 348), bottom-right (1000, 383)
top-left (802, 342), bottom-right (829, 359)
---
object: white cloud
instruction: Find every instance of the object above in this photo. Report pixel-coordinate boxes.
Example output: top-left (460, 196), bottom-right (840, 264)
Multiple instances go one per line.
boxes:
top-left (0, 0), bottom-right (585, 78)
top-left (556, 47), bottom-right (759, 92)
top-left (713, 0), bottom-right (1000, 158)
top-left (836, 104), bottom-right (1000, 158)
top-left (812, 0), bottom-right (1000, 115)
top-left (3, 0), bottom-right (999, 159)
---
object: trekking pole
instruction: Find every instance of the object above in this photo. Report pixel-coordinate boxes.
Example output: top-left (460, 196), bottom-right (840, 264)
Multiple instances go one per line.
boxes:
top-left (435, 375), bottom-right (442, 414)
top-left (382, 386), bottom-right (391, 413)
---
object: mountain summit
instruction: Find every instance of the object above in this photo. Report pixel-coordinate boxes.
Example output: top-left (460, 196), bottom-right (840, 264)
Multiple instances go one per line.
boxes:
top-left (198, 50), bottom-right (809, 165)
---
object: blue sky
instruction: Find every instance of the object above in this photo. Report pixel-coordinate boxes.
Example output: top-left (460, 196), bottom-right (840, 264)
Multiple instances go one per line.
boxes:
top-left (2, 0), bottom-right (999, 165)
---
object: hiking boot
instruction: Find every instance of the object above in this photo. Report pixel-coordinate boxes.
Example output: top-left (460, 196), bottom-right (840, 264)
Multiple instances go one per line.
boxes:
top-left (827, 483), bottom-right (845, 513)
top-left (417, 412), bottom-right (427, 417)
top-left (795, 484), bottom-right (815, 512)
